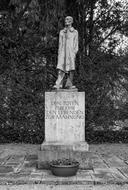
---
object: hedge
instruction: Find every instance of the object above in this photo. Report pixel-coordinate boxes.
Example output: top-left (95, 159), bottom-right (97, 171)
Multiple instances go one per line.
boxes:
top-left (0, 128), bottom-right (128, 144)
top-left (86, 130), bottom-right (128, 144)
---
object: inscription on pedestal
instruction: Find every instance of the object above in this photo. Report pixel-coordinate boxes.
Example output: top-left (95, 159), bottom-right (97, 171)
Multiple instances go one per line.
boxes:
top-left (46, 99), bottom-right (84, 120)
top-left (45, 92), bottom-right (85, 142)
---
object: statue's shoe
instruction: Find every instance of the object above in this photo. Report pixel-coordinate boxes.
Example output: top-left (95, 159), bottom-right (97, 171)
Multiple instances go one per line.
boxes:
top-left (69, 85), bottom-right (76, 89)
top-left (53, 85), bottom-right (62, 89)
top-left (65, 85), bottom-right (76, 89)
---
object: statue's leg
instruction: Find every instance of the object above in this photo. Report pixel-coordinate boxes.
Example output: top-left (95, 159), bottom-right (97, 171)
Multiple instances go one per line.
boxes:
top-left (53, 70), bottom-right (65, 89)
top-left (65, 70), bottom-right (75, 88)
top-left (69, 70), bottom-right (74, 84)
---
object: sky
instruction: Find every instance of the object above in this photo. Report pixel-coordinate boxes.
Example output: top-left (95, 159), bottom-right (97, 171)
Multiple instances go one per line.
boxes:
top-left (101, 0), bottom-right (128, 55)
top-left (114, 0), bottom-right (128, 54)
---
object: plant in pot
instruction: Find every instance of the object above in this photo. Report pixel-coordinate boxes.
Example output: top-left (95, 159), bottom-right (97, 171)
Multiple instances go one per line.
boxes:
top-left (50, 158), bottom-right (79, 177)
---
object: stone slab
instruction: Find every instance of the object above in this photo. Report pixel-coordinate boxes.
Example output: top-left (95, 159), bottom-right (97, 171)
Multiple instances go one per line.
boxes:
top-left (0, 156), bottom-right (11, 164)
top-left (92, 160), bottom-right (108, 169)
top-left (45, 91), bottom-right (86, 142)
top-left (109, 168), bottom-right (128, 183)
top-left (92, 168), bottom-right (115, 184)
top-left (37, 169), bottom-right (94, 185)
top-left (7, 155), bottom-right (25, 162)
top-left (25, 155), bottom-right (38, 161)
top-left (0, 185), bottom-right (94, 190)
top-left (94, 168), bottom-right (127, 181)
top-left (0, 172), bottom-right (31, 185)
top-left (38, 151), bottom-right (101, 170)
top-left (76, 170), bottom-right (94, 183)
top-left (118, 167), bottom-right (128, 179)
top-left (102, 156), bottom-right (127, 168)
top-left (38, 150), bottom-right (92, 169)
top-left (40, 141), bottom-right (89, 151)
top-left (0, 166), bottom-right (14, 173)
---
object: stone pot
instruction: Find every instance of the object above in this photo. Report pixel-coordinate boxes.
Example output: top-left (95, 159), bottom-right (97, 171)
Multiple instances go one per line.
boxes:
top-left (50, 159), bottom-right (79, 177)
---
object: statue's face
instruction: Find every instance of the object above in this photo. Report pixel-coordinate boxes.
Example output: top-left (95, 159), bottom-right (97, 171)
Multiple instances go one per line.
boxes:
top-left (65, 17), bottom-right (73, 26)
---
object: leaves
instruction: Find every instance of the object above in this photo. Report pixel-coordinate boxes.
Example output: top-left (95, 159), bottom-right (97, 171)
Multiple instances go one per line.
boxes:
top-left (0, 0), bottom-right (128, 143)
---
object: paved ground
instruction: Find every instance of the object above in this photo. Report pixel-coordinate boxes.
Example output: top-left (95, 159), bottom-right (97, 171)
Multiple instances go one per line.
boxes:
top-left (1, 184), bottom-right (128, 190)
top-left (0, 143), bottom-right (128, 189)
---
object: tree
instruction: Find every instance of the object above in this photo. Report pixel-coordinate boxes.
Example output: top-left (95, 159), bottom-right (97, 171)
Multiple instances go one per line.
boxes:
top-left (0, 0), bottom-right (66, 143)
top-left (0, 0), bottom-right (128, 143)
top-left (65, 0), bottom-right (128, 129)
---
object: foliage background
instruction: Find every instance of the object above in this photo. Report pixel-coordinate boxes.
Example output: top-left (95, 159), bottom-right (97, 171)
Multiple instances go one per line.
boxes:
top-left (0, 0), bottom-right (128, 143)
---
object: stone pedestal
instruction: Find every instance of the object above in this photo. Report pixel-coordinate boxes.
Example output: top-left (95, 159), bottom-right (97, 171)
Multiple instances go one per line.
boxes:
top-left (38, 90), bottom-right (89, 169)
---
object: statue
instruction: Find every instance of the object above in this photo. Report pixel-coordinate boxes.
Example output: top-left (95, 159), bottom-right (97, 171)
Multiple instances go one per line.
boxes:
top-left (53, 16), bottom-right (78, 89)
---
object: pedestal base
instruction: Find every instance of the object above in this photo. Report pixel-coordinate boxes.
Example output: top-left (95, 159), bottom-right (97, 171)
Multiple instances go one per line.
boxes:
top-left (37, 91), bottom-right (89, 169)
top-left (38, 141), bottom-right (89, 169)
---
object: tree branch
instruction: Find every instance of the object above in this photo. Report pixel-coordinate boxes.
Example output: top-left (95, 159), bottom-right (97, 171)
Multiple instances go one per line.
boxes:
top-left (93, 6), bottom-right (113, 24)
top-left (97, 26), bottom-right (120, 47)
top-left (88, 0), bottom-right (96, 43)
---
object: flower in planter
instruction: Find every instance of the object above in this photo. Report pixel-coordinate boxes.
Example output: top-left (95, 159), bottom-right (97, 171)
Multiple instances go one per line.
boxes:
top-left (50, 158), bottom-right (79, 166)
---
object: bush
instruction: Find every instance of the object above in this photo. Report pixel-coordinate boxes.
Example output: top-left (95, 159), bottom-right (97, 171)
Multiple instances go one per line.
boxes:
top-left (0, 121), bottom-right (44, 144)
top-left (86, 130), bottom-right (128, 144)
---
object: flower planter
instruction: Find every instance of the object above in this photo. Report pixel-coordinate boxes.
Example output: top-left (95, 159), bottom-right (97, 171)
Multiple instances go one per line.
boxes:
top-left (50, 159), bottom-right (79, 177)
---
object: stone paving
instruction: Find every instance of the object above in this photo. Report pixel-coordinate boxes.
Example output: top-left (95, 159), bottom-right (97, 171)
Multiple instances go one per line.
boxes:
top-left (0, 144), bottom-right (128, 189)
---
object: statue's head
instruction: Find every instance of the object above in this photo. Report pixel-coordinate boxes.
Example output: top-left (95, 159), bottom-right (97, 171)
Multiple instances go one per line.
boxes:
top-left (65, 16), bottom-right (73, 26)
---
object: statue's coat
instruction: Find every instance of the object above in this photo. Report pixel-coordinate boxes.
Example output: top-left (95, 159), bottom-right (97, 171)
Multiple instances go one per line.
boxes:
top-left (57, 27), bottom-right (78, 72)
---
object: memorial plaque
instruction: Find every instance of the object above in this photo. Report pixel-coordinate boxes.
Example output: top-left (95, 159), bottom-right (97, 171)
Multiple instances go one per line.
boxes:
top-left (45, 91), bottom-right (85, 142)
